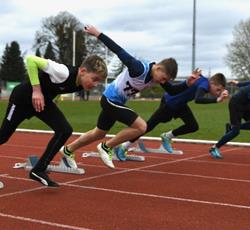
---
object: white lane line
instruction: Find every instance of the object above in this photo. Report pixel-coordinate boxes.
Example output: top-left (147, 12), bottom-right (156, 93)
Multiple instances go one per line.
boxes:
top-left (0, 172), bottom-right (249, 212)
top-left (137, 169), bottom-right (250, 183)
top-left (0, 186), bottom-right (45, 198)
top-left (188, 159), bottom-right (250, 167)
top-left (65, 183), bottom-right (250, 210)
top-left (64, 153), bottom-right (214, 184)
top-left (0, 212), bottom-right (91, 230)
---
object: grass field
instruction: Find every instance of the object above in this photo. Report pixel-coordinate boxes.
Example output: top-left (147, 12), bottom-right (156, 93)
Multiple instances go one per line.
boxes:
top-left (0, 99), bottom-right (249, 142)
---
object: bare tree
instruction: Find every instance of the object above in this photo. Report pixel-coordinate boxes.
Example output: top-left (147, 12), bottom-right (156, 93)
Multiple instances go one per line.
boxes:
top-left (226, 18), bottom-right (250, 79)
top-left (34, 11), bottom-right (87, 66)
top-left (34, 11), bottom-right (113, 67)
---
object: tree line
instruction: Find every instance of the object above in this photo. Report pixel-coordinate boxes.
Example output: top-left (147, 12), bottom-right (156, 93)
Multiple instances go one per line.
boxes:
top-left (0, 11), bottom-right (250, 87)
top-left (0, 11), bottom-right (113, 87)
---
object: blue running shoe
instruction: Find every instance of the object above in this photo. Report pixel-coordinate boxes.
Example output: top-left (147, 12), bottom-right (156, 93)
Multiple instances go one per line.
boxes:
top-left (209, 147), bottom-right (223, 159)
top-left (114, 146), bottom-right (127, 161)
top-left (138, 140), bottom-right (149, 153)
top-left (160, 133), bottom-right (173, 153)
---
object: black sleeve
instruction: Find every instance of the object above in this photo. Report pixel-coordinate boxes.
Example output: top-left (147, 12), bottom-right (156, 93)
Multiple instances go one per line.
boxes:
top-left (98, 33), bottom-right (144, 77)
top-left (237, 81), bottom-right (250, 87)
top-left (238, 104), bottom-right (250, 111)
top-left (194, 87), bottom-right (217, 104)
top-left (160, 81), bottom-right (188, 95)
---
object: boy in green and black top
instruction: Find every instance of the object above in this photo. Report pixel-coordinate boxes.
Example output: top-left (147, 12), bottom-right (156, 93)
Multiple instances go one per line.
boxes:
top-left (0, 54), bottom-right (107, 187)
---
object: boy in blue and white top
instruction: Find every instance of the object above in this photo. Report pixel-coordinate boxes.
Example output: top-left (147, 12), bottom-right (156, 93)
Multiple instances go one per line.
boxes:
top-left (104, 61), bottom-right (155, 104)
top-left (61, 25), bottom-right (196, 169)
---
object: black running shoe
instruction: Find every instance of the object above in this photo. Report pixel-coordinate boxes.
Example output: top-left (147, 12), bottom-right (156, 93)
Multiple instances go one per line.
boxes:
top-left (29, 170), bottom-right (59, 187)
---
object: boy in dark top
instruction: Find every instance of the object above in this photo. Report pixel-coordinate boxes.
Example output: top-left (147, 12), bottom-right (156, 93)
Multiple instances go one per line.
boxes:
top-left (115, 72), bottom-right (228, 160)
top-left (209, 80), bottom-right (250, 159)
top-left (159, 73), bottom-right (228, 153)
top-left (0, 54), bottom-right (107, 187)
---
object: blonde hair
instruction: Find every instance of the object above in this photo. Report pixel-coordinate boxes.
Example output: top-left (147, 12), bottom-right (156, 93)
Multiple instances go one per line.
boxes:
top-left (80, 55), bottom-right (108, 79)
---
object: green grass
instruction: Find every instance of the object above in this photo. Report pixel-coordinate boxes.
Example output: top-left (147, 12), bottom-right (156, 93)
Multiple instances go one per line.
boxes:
top-left (0, 99), bottom-right (249, 142)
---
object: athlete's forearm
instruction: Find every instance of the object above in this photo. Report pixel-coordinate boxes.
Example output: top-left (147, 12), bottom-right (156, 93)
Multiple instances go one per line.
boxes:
top-left (25, 55), bottom-right (48, 85)
top-left (237, 81), bottom-right (250, 87)
top-left (194, 87), bottom-right (217, 104)
top-left (161, 81), bottom-right (188, 95)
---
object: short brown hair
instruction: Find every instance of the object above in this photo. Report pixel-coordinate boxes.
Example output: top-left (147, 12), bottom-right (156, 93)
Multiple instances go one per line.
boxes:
top-left (80, 55), bottom-right (108, 79)
top-left (210, 73), bottom-right (226, 87)
top-left (158, 57), bottom-right (178, 80)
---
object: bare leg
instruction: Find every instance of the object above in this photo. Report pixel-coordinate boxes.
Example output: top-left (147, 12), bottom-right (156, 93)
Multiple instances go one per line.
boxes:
top-left (106, 116), bottom-right (146, 148)
top-left (67, 127), bottom-right (107, 152)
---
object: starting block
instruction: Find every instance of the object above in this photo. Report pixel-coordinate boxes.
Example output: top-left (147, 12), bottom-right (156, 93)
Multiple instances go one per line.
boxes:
top-left (130, 140), bottom-right (183, 155)
top-left (82, 151), bottom-right (145, 162)
top-left (13, 155), bottom-right (85, 174)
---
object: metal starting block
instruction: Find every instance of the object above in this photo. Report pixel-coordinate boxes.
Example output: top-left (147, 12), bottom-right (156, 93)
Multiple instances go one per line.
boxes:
top-left (13, 155), bottom-right (85, 174)
top-left (82, 151), bottom-right (145, 162)
top-left (130, 140), bottom-right (183, 155)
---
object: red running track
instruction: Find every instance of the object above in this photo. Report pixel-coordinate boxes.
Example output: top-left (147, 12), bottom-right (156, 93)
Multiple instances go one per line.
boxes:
top-left (0, 131), bottom-right (249, 230)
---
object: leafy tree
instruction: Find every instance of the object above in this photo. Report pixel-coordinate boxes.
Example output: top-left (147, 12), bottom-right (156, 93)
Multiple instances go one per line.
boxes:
top-left (0, 41), bottom-right (26, 83)
top-left (226, 18), bottom-right (250, 79)
top-left (44, 41), bottom-right (56, 60)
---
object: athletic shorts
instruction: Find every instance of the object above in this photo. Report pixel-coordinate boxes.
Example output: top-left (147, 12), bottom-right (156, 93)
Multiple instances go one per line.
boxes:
top-left (97, 95), bottom-right (138, 131)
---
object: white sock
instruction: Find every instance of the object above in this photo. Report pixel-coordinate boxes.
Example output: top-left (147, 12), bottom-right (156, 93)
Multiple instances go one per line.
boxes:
top-left (165, 131), bottom-right (175, 139)
top-left (122, 141), bottom-right (131, 149)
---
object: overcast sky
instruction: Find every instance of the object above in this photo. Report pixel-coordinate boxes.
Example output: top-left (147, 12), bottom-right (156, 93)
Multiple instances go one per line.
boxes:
top-left (0, 0), bottom-right (249, 77)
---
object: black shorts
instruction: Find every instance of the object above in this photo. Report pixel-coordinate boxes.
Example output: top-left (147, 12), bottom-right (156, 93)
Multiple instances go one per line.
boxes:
top-left (97, 96), bottom-right (138, 131)
top-left (149, 97), bottom-right (194, 123)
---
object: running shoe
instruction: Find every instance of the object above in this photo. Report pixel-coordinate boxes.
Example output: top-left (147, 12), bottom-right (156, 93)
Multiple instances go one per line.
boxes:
top-left (60, 146), bottom-right (77, 168)
top-left (97, 143), bottom-right (115, 169)
top-left (209, 147), bottom-right (223, 159)
top-left (114, 145), bottom-right (127, 161)
top-left (29, 170), bottom-right (59, 187)
top-left (160, 133), bottom-right (173, 153)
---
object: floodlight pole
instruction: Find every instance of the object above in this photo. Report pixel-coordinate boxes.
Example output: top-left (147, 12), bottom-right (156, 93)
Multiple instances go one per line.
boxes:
top-left (192, 0), bottom-right (196, 72)
top-left (72, 30), bottom-right (76, 66)
top-left (72, 30), bottom-right (76, 101)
